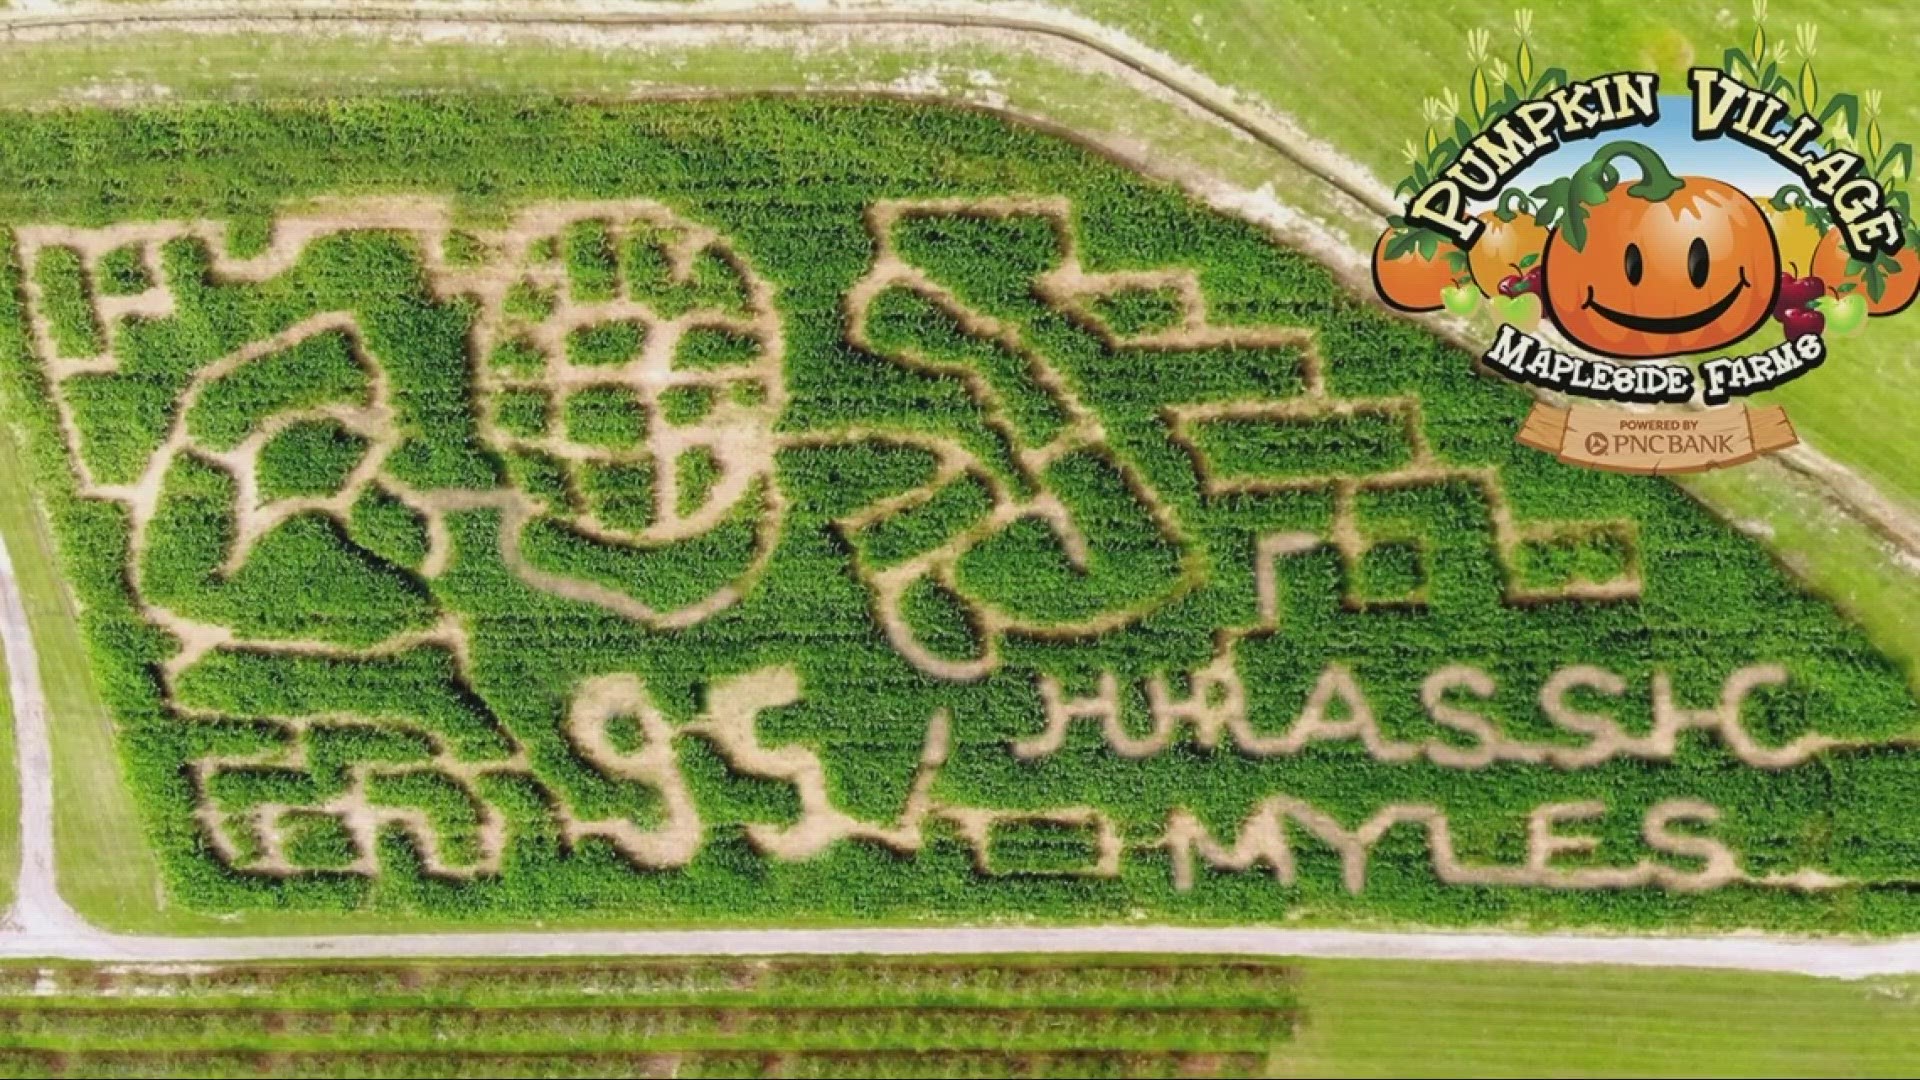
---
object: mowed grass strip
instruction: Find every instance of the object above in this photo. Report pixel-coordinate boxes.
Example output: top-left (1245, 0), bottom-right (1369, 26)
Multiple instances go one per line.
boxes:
top-left (1277, 959), bottom-right (1920, 1078)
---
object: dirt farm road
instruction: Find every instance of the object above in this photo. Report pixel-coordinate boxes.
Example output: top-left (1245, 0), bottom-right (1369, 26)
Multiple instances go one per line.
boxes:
top-left (5, 0), bottom-right (1920, 978)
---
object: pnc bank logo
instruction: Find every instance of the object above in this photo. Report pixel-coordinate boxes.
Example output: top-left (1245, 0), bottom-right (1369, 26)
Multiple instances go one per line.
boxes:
top-left (1371, 5), bottom-right (1917, 473)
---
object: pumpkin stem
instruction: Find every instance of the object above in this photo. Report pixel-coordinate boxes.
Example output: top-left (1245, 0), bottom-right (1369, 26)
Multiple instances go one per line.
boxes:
top-left (1494, 188), bottom-right (1533, 222)
top-left (1578, 140), bottom-right (1683, 203)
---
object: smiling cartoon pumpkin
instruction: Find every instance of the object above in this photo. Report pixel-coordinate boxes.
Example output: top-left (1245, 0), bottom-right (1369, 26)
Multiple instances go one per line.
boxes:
top-left (1539, 141), bottom-right (1780, 359)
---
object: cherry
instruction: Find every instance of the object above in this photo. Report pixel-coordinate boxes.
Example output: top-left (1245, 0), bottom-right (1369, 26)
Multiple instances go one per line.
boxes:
top-left (1782, 306), bottom-right (1825, 341)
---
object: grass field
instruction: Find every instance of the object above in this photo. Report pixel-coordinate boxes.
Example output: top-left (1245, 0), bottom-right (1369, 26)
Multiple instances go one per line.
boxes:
top-left (1282, 958), bottom-right (1920, 1077)
top-left (0, 955), bottom-right (1913, 1077)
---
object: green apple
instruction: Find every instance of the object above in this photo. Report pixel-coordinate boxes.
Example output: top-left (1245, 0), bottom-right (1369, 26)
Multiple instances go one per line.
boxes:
top-left (1491, 292), bottom-right (1542, 332)
top-left (1440, 283), bottom-right (1481, 316)
top-left (1811, 293), bottom-right (1867, 336)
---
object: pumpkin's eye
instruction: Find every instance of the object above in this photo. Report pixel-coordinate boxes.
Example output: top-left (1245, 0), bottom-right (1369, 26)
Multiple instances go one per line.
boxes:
top-left (1624, 243), bottom-right (1643, 286)
top-left (1688, 238), bottom-right (1709, 288)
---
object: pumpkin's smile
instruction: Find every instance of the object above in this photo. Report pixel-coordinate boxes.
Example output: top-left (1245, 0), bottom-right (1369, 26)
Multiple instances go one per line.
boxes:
top-left (1579, 269), bottom-right (1752, 336)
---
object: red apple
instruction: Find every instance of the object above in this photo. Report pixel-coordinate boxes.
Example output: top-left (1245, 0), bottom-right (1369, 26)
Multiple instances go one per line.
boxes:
top-left (1781, 306), bottom-right (1825, 340)
top-left (1781, 275), bottom-right (1826, 308)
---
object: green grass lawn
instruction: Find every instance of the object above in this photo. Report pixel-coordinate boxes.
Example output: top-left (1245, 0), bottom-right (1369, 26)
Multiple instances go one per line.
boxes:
top-left (1283, 958), bottom-right (1920, 1077)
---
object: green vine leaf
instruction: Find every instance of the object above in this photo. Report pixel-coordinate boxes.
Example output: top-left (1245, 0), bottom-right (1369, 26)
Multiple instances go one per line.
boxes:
top-left (1847, 252), bottom-right (1898, 303)
top-left (1531, 175), bottom-right (1588, 250)
top-left (1864, 262), bottom-right (1889, 303)
top-left (1819, 93), bottom-right (1860, 134)
top-left (1569, 168), bottom-right (1610, 207)
top-left (1883, 143), bottom-right (1914, 183)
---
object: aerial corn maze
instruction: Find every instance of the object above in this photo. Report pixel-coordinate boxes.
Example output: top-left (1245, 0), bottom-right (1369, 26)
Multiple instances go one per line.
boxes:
top-left (3, 98), bottom-right (1917, 929)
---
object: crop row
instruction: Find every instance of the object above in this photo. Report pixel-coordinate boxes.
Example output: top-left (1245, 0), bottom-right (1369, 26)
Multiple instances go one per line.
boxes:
top-left (0, 957), bottom-right (1296, 1076)
top-left (0, 957), bottom-right (1297, 1006)
top-left (0, 1005), bottom-right (1294, 1054)
top-left (0, 1048), bottom-right (1268, 1079)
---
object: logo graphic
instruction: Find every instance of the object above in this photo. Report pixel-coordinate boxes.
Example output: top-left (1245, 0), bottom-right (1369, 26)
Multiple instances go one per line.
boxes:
top-left (1374, 5), bottom-right (1918, 473)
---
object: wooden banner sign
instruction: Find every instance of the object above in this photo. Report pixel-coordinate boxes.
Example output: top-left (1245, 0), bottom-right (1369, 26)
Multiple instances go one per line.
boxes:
top-left (1516, 403), bottom-right (1798, 474)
